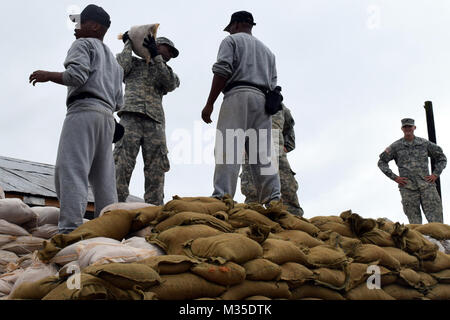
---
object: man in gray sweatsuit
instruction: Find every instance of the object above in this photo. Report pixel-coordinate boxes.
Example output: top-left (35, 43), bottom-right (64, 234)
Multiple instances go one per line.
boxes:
top-left (29, 4), bottom-right (123, 234)
top-left (202, 11), bottom-right (281, 205)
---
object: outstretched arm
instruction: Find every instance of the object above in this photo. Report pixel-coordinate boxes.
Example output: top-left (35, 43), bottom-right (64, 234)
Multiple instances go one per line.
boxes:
top-left (29, 71), bottom-right (64, 86)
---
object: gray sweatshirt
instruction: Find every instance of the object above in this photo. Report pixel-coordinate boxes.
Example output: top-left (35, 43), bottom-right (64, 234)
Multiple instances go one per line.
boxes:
top-left (62, 38), bottom-right (124, 114)
top-left (212, 32), bottom-right (277, 91)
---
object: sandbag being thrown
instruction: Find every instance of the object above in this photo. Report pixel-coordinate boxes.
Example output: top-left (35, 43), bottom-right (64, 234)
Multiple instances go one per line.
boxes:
top-left (118, 24), bottom-right (160, 64)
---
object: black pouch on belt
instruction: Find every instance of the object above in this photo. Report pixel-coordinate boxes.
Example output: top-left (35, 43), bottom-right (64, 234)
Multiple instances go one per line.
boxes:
top-left (113, 120), bottom-right (125, 143)
top-left (223, 81), bottom-right (283, 115)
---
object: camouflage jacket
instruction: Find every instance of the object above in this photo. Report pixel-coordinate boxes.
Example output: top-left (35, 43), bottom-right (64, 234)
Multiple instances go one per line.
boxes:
top-left (272, 104), bottom-right (296, 153)
top-left (116, 40), bottom-right (180, 124)
top-left (378, 136), bottom-right (447, 190)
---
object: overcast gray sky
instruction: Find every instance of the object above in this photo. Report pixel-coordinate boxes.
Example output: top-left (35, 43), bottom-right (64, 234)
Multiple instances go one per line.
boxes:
top-left (1, 0), bottom-right (449, 224)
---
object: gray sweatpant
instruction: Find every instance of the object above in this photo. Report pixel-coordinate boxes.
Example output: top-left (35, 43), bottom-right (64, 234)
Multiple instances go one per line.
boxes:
top-left (55, 106), bottom-right (118, 234)
top-left (212, 87), bottom-right (281, 204)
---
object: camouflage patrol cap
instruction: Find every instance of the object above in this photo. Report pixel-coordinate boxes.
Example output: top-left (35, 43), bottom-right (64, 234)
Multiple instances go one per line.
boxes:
top-left (401, 118), bottom-right (415, 127)
top-left (156, 37), bottom-right (179, 58)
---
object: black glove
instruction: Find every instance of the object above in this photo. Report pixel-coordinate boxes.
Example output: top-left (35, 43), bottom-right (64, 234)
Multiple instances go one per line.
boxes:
top-left (143, 35), bottom-right (159, 57)
top-left (122, 31), bottom-right (130, 44)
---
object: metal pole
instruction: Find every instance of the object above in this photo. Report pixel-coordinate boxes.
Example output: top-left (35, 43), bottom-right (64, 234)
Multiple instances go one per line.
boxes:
top-left (424, 101), bottom-right (442, 198)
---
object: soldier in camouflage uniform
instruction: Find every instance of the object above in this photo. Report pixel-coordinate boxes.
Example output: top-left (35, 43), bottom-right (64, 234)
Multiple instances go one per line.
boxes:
top-left (114, 34), bottom-right (180, 205)
top-left (378, 118), bottom-right (447, 224)
top-left (240, 104), bottom-right (304, 216)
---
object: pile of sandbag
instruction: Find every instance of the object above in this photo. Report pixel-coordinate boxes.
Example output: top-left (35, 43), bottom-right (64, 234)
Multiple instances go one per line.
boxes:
top-left (4, 195), bottom-right (450, 300)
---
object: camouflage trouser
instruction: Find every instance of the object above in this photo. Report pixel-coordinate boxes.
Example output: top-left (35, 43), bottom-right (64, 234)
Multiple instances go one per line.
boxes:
top-left (113, 112), bottom-right (170, 205)
top-left (399, 184), bottom-right (443, 224)
top-left (241, 152), bottom-right (304, 216)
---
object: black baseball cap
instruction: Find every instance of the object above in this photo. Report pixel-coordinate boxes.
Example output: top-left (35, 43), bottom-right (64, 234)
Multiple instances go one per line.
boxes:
top-left (224, 11), bottom-right (256, 32)
top-left (70, 4), bottom-right (111, 28)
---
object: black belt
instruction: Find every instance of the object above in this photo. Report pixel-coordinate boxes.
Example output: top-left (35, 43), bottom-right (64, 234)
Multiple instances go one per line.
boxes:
top-left (223, 81), bottom-right (269, 94)
top-left (67, 92), bottom-right (109, 106)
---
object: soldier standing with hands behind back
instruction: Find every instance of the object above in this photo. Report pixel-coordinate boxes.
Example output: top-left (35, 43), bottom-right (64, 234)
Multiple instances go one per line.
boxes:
top-left (114, 31), bottom-right (180, 205)
top-left (378, 118), bottom-right (447, 224)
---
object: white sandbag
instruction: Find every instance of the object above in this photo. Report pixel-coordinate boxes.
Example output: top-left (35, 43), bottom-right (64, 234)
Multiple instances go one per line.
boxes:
top-left (30, 224), bottom-right (59, 239)
top-left (423, 235), bottom-right (446, 253)
top-left (0, 186), bottom-right (4, 199)
top-left (0, 219), bottom-right (30, 236)
top-left (83, 219), bottom-right (89, 224)
top-left (0, 236), bottom-right (45, 255)
top-left (9, 254), bottom-right (58, 296)
top-left (99, 202), bottom-right (155, 217)
top-left (0, 199), bottom-right (37, 225)
top-left (0, 235), bottom-right (16, 247)
top-left (50, 237), bottom-right (121, 266)
top-left (0, 250), bottom-right (19, 273)
top-left (119, 24), bottom-right (160, 63)
top-left (0, 269), bottom-right (24, 296)
top-left (122, 236), bottom-right (165, 253)
top-left (127, 226), bottom-right (154, 238)
top-left (77, 242), bottom-right (162, 269)
top-left (23, 206), bottom-right (60, 230)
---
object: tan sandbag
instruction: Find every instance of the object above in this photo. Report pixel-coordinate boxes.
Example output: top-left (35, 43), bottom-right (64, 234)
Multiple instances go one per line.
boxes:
top-left (345, 283), bottom-right (395, 300)
top-left (313, 267), bottom-right (347, 290)
top-left (122, 236), bottom-right (164, 253)
top-left (360, 228), bottom-right (396, 247)
top-left (397, 268), bottom-right (422, 289)
top-left (186, 233), bottom-right (263, 264)
top-left (414, 223), bottom-right (450, 240)
top-left (9, 256), bottom-right (58, 297)
top-left (376, 218), bottom-right (396, 234)
top-left (307, 245), bottom-right (349, 269)
top-left (147, 224), bottom-right (222, 255)
top-left (235, 225), bottom-right (271, 244)
top-left (9, 275), bottom-right (62, 300)
top-left (346, 263), bottom-right (371, 291)
top-left (279, 262), bottom-right (314, 288)
top-left (320, 231), bottom-right (361, 254)
top-left (425, 284), bottom-right (450, 300)
top-left (154, 211), bottom-right (233, 233)
top-left (38, 209), bottom-right (139, 262)
top-left (83, 262), bottom-right (161, 290)
top-left (99, 202), bottom-right (155, 217)
top-left (191, 261), bottom-right (246, 286)
top-left (0, 199), bottom-right (37, 225)
top-left (0, 219), bottom-right (30, 236)
top-left (243, 258), bottom-right (282, 281)
top-left (421, 251), bottom-right (450, 273)
top-left (228, 208), bottom-right (282, 232)
top-left (290, 284), bottom-right (345, 300)
top-left (340, 211), bottom-right (377, 237)
top-left (381, 247), bottom-right (420, 269)
top-left (391, 223), bottom-right (438, 261)
top-left (0, 250), bottom-right (18, 273)
top-left (1, 235), bottom-right (45, 255)
top-left (277, 215), bottom-right (320, 236)
top-left (149, 273), bottom-right (226, 300)
top-left (270, 230), bottom-right (324, 248)
top-left (129, 206), bottom-right (163, 231)
top-left (30, 224), bottom-right (59, 239)
top-left (50, 237), bottom-right (121, 266)
top-left (77, 242), bottom-right (163, 269)
top-left (42, 273), bottom-right (133, 300)
top-left (23, 206), bottom-right (60, 230)
top-left (221, 280), bottom-right (290, 300)
top-left (431, 269), bottom-right (450, 284)
top-left (245, 296), bottom-right (272, 300)
top-left (0, 234), bottom-right (16, 247)
top-left (137, 255), bottom-right (196, 274)
top-left (162, 196), bottom-right (229, 215)
top-left (383, 284), bottom-right (425, 300)
top-left (309, 216), bottom-right (344, 225)
top-left (120, 24), bottom-right (160, 64)
top-left (316, 222), bottom-right (355, 238)
top-left (349, 244), bottom-right (401, 271)
top-left (416, 271), bottom-right (438, 288)
top-left (262, 239), bottom-right (309, 265)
